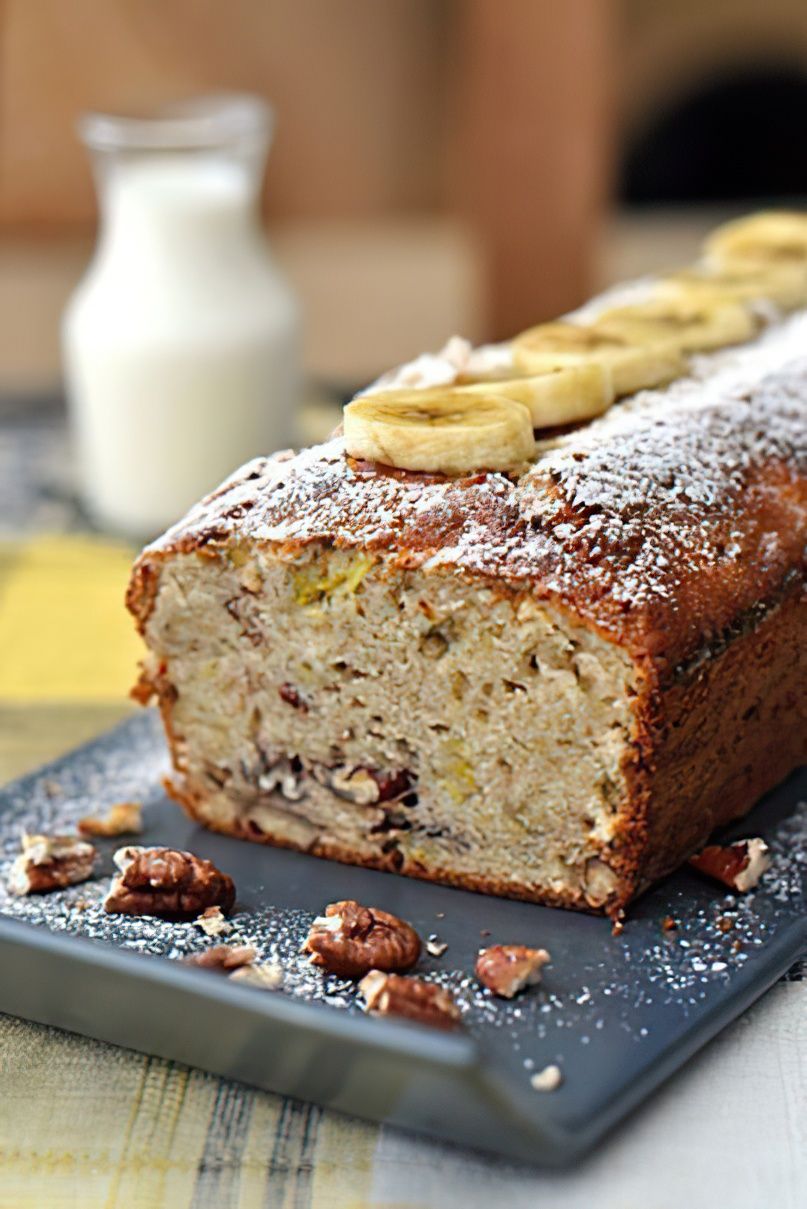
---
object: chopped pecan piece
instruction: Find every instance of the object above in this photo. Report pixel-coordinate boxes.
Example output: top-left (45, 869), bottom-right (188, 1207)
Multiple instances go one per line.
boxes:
top-left (8, 834), bottom-right (97, 896)
top-left (193, 905), bottom-right (233, 937)
top-left (278, 682), bottom-right (308, 712)
top-left (475, 944), bottom-right (550, 999)
top-left (228, 962), bottom-right (284, 990)
top-left (689, 838), bottom-right (770, 892)
top-left (104, 846), bottom-right (235, 919)
top-left (313, 764), bottom-right (414, 806)
top-left (370, 769), bottom-right (414, 803)
top-left (78, 801), bottom-right (143, 838)
top-left (359, 970), bottom-right (461, 1030)
top-left (302, 899), bottom-right (421, 979)
top-left (185, 944), bottom-right (257, 972)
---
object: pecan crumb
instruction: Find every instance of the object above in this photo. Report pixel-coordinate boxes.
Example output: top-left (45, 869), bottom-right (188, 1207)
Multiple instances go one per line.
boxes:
top-left (689, 838), bottom-right (770, 892)
top-left (130, 665), bottom-right (156, 706)
top-left (78, 801), bottom-right (143, 838)
top-left (359, 970), bottom-right (461, 1030)
top-left (302, 900), bottom-right (421, 979)
top-left (104, 846), bottom-right (235, 919)
top-left (228, 962), bottom-right (284, 990)
top-left (426, 938), bottom-right (448, 958)
top-left (193, 905), bottom-right (233, 937)
top-left (278, 682), bottom-right (309, 712)
top-left (716, 915), bottom-right (734, 933)
top-left (475, 944), bottom-right (550, 999)
top-left (8, 834), bottom-right (97, 896)
top-left (530, 1064), bottom-right (563, 1092)
top-left (185, 944), bottom-right (257, 972)
top-left (661, 915), bottom-right (679, 932)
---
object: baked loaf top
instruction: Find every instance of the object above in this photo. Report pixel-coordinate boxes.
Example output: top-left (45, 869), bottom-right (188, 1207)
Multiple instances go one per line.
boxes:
top-left (133, 312), bottom-right (807, 680)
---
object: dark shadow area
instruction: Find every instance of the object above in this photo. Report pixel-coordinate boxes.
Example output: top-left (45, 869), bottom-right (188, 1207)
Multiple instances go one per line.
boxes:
top-left (622, 63), bottom-right (807, 204)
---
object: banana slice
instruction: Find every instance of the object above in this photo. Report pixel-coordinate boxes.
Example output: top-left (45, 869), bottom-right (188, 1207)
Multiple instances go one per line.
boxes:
top-left (659, 263), bottom-right (807, 312)
top-left (512, 321), bottom-right (684, 397)
top-left (343, 389), bottom-right (535, 474)
top-left (456, 363), bottom-right (614, 427)
top-left (596, 296), bottom-right (758, 353)
top-left (704, 211), bottom-right (807, 269)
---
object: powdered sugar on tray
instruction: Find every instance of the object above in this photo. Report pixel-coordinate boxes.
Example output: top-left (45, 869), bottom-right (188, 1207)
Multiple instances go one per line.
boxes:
top-left (0, 714), bottom-right (804, 1071)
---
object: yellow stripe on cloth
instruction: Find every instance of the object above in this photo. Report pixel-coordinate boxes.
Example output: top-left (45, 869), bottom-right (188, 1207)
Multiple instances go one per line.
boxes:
top-left (0, 535), bottom-right (144, 703)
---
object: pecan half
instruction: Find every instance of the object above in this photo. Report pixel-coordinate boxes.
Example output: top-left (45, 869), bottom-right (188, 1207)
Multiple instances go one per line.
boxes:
top-left (8, 834), bottom-right (97, 896)
top-left (104, 847), bottom-right (235, 918)
top-left (78, 801), bottom-right (143, 838)
top-left (184, 944), bottom-right (257, 972)
top-left (475, 944), bottom-right (550, 998)
top-left (689, 838), bottom-right (770, 892)
top-left (359, 970), bottom-right (461, 1030)
top-left (302, 899), bottom-right (421, 979)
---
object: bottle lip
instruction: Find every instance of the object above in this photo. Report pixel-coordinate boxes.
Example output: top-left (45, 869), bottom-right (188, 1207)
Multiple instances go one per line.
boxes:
top-left (79, 93), bottom-right (273, 154)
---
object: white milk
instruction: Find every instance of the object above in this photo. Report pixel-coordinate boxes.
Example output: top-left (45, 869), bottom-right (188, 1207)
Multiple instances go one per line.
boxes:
top-left (64, 131), bottom-right (300, 537)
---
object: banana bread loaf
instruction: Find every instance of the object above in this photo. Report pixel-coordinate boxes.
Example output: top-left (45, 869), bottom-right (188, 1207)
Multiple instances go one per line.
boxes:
top-left (127, 277), bottom-right (807, 918)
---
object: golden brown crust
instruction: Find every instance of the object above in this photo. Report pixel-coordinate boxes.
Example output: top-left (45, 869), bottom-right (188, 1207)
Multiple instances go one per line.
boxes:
top-left (630, 581), bottom-right (806, 889)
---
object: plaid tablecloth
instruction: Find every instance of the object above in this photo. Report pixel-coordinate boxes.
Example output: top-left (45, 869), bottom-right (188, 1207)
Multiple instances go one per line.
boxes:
top-left (0, 399), bottom-right (804, 1209)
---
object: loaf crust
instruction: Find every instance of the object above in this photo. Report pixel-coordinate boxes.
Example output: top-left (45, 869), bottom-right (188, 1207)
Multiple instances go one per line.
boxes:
top-left (128, 312), bottom-right (807, 915)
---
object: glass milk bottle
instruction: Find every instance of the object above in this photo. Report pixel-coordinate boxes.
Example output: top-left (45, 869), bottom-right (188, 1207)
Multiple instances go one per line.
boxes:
top-left (63, 95), bottom-right (300, 538)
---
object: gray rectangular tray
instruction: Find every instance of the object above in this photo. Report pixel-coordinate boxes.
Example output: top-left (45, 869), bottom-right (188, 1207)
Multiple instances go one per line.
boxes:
top-left (0, 711), bottom-right (804, 1165)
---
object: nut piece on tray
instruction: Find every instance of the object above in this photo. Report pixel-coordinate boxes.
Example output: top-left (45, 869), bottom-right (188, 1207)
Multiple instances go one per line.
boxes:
top-left (8, 834), bottom-right (97, 896)
top-left (688, 838), bottom-right (771, 892)
top-left (184, 944), bottom-right (257, 972)
top-left (78, 801), bottom-right (143, 838)
top-left (104, 846), bottom-right (236, 919)
top-left (475, 944), bottom-right (551, 999)
top-left (530, 1063), bottom-right (563, 1092)
top-left (228, 962), bottom-right (284, 990)
top-left (359, 970), bottom-right (461, 1029)
top-left (302, 900), bottom-right (421, 979)
top-left (193, 905), bottom-right (233, 937)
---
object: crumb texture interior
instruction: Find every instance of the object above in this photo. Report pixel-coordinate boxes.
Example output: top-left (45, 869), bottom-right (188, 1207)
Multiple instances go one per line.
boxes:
top-left (144, 547), bottom-right (636, 909)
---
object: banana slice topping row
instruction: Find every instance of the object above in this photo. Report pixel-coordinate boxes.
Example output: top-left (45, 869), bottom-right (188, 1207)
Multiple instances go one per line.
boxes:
top-left (342, 210), bottom-right (807, 475)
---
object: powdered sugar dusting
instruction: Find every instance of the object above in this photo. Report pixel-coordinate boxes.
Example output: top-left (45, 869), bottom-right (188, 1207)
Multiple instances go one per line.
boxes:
top-left (142, 309), bottom-right (807, 667)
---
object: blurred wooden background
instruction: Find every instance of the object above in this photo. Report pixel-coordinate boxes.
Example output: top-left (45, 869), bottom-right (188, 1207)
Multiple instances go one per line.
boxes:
top-left (0, 0), bottom-right (614, 348)
top-left (3, 0), bottom-right (807, 391)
